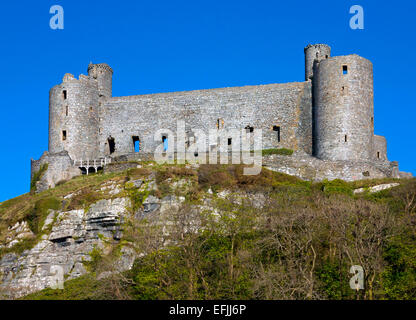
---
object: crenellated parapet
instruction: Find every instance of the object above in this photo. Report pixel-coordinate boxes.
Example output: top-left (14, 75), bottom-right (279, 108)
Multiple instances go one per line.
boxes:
top-left (30, 45), bottom-right (410, 192)
top-left (87, 63), bottom-right (113, 98)
top-left (49, 70), bottom-right (101, 161)
top-left (87, 62), bottom-right (113, 75)
top-left (304, 44), bottom-right (331, 81)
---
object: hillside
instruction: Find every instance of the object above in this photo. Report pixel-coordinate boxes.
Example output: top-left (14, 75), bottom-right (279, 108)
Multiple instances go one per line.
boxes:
top-left (0, 161), bottom-right (415, 300)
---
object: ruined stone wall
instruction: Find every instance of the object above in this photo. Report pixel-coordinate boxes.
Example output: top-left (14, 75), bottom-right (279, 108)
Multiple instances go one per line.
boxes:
top-left (304, 44), bottom-right (331, 81)
top-left (262, 154), bottom-right (397, 182)
top-left (33, 45), bottom-right (411, 191)
top-left (87, 63), bottom-right (113, 99)
top-left (30, 151), bottom-right (79, 191)
top-left (313, 55), bottom-right (374, 161)
top-left (97, 82), bottom-right (313, 158)
top-left (373, 135), bottom-right (387, 160)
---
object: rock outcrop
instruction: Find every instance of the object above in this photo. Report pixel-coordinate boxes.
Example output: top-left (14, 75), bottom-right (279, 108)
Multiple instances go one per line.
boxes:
top-left (0, 171), bottom-right (201, 298)
top-left (0, 197), bottom-right (134, 297)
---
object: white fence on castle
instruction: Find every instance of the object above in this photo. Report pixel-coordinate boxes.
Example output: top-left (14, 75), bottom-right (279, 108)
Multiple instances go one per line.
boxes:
top-left (73, 157), bottom-right (112, 174)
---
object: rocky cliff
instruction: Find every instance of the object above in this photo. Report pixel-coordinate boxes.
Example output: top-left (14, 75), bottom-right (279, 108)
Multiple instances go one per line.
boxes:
top-left (0, 162), bottom-right (415, 300)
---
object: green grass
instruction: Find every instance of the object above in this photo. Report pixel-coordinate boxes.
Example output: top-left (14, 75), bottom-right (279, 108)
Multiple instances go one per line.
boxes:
top-left (262, 148), bottom-right (294, 156)
top-left (25, 197), bottom-right (61, 234)
top-left (1, 162), bottom-right (415, 300)
top-left (22, 172), bottom-right (416, 300)
top-left (318, 179), bottom-right (354, 196)
top-left (22, 274), bottom-right (105, 300)
top-left (30, 163), bottom-right (48, 192)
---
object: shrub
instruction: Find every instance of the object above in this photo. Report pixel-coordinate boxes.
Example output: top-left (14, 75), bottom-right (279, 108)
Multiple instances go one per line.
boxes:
top-left (21, 274), bottom-right (105, 300)
top-left (198, 164), bottom-right (306, 192)
top-left (320, 179), bottom-right (353, 196)
top-left (198, 165), bottom-right (236, 191)
top-left (126, 183), bottom-right (150, 212)
top-left (83, 246), bottom-right (104, 273)
top-left (66, 187), bottom-right (102, 210)
top-left (0, 236), bottom-right (38, 258)
top-left (25, 197), bottom-right (61, 234)
top-left (127, 167), bottom-right (151, 179)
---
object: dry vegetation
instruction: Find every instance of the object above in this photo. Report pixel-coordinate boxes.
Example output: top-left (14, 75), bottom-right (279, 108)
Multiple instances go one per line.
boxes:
top-left (0, 163), bottom-right (414, 300)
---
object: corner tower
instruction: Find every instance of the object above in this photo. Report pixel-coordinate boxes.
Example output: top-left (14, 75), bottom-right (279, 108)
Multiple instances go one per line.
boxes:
top-left (48, 72), bottom-right (100, 160)
top-left (313, 54), bottom-right (374, 161)
top-left (304, 44), bottom-right (331, 81)
top-left (87, 63), bottom-right (113, 98)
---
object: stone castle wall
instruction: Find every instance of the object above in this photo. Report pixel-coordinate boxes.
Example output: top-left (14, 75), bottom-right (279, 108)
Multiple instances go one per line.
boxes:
top-left (313, 55), bottom-right (374, 161)
top-left (31, 44), bottom-right (412, 191)
top-left (98, 81), bottom-right (313, 157)
top-left (373, 135), bottom-right (387, 160)
top-left (87, 63), bottom-right (113, 98)
top-left (49, 74), bottom-right (100, 160)
top-left (304, 44), bottom-right (331, 81)
top-left (31, 151), bottom-right (79, 190)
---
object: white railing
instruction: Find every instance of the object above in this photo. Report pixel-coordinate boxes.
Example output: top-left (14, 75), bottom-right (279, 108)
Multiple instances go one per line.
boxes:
top-left (72, 157), bottom-right (112, 174)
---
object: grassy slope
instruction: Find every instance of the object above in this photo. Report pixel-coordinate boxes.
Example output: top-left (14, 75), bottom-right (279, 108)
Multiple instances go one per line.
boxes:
top-left (0, 162), bottom-right (414, 300)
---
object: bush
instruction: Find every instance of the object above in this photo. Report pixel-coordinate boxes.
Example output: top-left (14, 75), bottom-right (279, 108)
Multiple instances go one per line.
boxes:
top-left (126, 184), bottom-right (150, 212)
top-left (83, 246), bottom-right (104, 273)
top-left (25, 197), bottom-right (61, 234)
top-left (7, 165), bottom-right (416, 300)
top-left (198, 165), bottom-right (236, 191)
top-left (198, 164), bottom-right (306, 192)
top-left (127, 167), bottom-right (151, 179)
top-left (21, 274), bottom-right (105, 300)
top-left (320, 179), bottom-right (353, 196)
top-left (66, 187), bottom-right (102, 210)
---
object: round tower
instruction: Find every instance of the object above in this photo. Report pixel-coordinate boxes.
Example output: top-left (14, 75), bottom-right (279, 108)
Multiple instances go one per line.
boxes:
top-left (304, 44), bottom-right (331, 81)
top-left (87, 63), bottom-right (113, 98)
top-left (49, 73), bottom-right (100, 160)
top-left (313, 55), bottom-right (374, 161)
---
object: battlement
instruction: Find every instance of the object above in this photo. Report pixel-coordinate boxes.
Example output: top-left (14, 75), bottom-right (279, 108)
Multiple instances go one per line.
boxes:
top-left (31, 44), bottom-right (411, 192)
top-left (87, 63), bottom-right (113, 75)
top-left (304, 43), bottom-right (331, 52)
top-left (109, 81), bottom-right (307, 101)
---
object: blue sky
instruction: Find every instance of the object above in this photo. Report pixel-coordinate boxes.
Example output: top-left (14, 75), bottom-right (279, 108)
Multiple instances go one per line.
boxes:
top-left (0, 0), bottom-right (415, 201)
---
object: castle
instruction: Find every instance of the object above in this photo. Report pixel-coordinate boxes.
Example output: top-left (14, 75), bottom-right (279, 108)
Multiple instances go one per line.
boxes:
top-left (31, 44), bottom-right (411, 191)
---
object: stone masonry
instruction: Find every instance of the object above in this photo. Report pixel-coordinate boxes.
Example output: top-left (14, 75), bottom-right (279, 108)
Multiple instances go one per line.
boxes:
top-left (31, 44), bottom-right (411, 190)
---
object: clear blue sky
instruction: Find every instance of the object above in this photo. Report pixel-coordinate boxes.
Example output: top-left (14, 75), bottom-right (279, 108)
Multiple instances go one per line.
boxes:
top-left (0, 0), bottom-right (415, 202)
